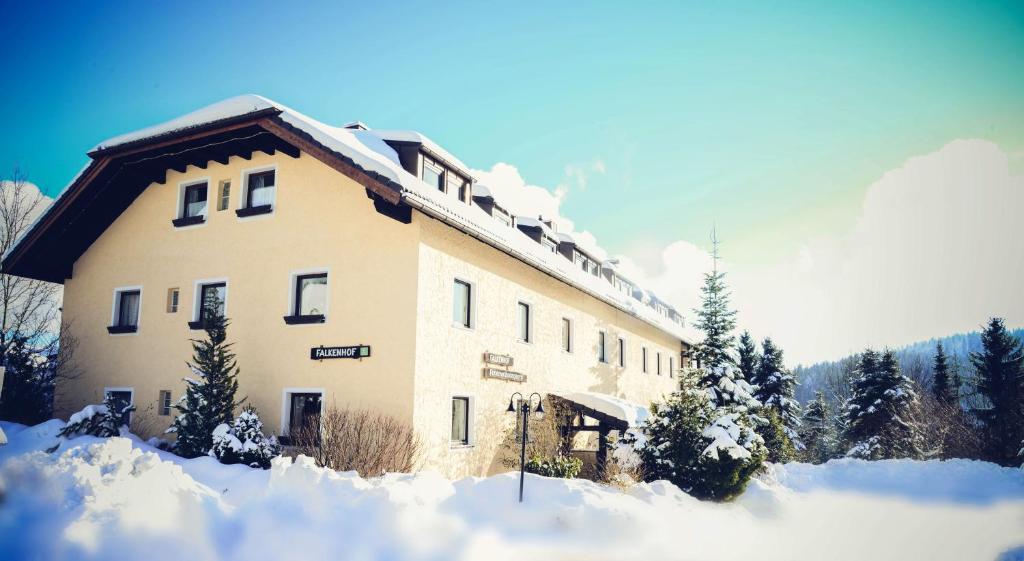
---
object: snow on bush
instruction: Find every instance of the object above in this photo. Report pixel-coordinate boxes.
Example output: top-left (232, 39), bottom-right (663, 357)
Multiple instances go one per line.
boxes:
top-left (208, 407), bottom-right (280, 469)
top-left (1, 420), bottom-right (1023, 561)
top-left (57, 395), bottom-right (135, 439)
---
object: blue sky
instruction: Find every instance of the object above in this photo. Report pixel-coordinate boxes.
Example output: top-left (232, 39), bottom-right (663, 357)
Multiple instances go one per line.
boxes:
top-left (1, 1), bottom-right (1022, 362)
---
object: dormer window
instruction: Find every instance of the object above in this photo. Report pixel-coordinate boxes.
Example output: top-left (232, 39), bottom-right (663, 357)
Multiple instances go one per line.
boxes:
top-left (172, 181), bottom-right (207, 227)
top-left (541, 237), bottom-right (557, 253)
top-left (446, 172), bottom-right (468, 203)
top-left (237, 168), bottom-right (275, 217)
top-left (422, 156), bottom-right (444, 191)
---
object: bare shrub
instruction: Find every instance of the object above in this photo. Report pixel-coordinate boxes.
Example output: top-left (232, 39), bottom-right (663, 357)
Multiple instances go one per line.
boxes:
top-left (918, 393), bottom-right (981, 459)
top-left (290, 406), bottom-right (421, 477)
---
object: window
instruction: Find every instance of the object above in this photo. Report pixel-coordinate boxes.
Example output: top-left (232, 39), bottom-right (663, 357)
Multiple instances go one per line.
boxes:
top-left (669, 357), bottom-right (675, 378)
top-left (422, 157), bottom-right (444, 191)
top-left (245, 170), bottom-right (275, 209)
top-left (191, 282), bottom-right (226, 329)
top-left (561, 318), bottom-right (572, 353)
top-left (618, 337), bottom-right (625, 367)
top-left (517, 301), bottom-right (531, 342)
top-left (657, 352), bottom-right (662, 375)
top-left (105, 389), bottom-right (133, 426)
top-left (451, 397), bottom-right (470, 445)
top-left (598, 331), bottom-right (607, 363)
top-left (642, 347), bottom-right (648, 373)
top-left (166, 288), bottom-right (179, 313)
top-left (541, 237), bottom-right (557, 253)
top-left (182, 182), bottom-right (208, 219)
top-left (446, 172), bottom-right (467, 202)
top-left (453, 279), bottom-right (472, 328)
top-left (295, 273), bottom-right (328, 316)
top-left (287, 392), bottom-right (322, 441)
top-left (159, 390), bottom-right (172, 416)
top-left (109, 288), bottom-right (141, 333)
top-left (218, 181), bottom-right (231, 211)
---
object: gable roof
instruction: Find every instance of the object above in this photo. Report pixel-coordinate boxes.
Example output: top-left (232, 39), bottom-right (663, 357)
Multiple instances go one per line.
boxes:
top-left (3, 95), bottom-right (697, 344)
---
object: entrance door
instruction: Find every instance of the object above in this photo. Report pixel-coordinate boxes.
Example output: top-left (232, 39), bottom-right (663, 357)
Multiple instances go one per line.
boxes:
top-left (289, 393), bottom-right (322, 441)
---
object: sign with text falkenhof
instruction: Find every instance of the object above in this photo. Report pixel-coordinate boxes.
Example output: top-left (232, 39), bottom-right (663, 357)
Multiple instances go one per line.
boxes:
top-left (311, 345), bottom-right (371, 360)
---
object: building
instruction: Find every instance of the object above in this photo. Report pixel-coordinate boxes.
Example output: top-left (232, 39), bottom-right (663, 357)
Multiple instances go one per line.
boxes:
top-left (2, 96), bottom-right (697, 477)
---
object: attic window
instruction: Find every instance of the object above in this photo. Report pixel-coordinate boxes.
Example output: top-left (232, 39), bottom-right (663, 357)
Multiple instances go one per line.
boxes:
top-left (238, 169), bottom-right (275, 216)
top-left (422, 157), bottom-right (444, 192)
top-left (172, 181), bottom-right (207, 227)
top-left (446, 172), bottom-right (467, 203)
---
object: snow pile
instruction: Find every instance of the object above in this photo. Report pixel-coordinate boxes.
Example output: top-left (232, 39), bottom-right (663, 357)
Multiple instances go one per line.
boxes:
top-left (2, 421), bottom-right (1023, 561)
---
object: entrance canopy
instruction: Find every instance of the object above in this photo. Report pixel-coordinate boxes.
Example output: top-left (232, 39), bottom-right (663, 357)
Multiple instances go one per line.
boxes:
top-left (548, 391), bottom-right (650, 431)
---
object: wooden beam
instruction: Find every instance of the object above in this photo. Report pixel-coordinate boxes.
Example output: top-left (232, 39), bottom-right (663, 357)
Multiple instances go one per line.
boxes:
top-left (258, 117), bottom-right (401, 205)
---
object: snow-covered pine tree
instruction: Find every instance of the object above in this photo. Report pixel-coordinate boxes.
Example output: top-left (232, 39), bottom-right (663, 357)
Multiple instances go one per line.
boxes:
top-left (691, 231), bottom-right (757, 411)
top-left (798, 391), bottom-right (836, 464)
top-left (843, 349), bottom-right (921, 460)
top-left (931, 342), bottom-right (959, 407)
top-left (167, 308), bottom-right (243, 458)
top-left (736, 331), bottom-right (758, 383)
top-left (629, 369), bottom-right (766, 501)
top-left (58, 393), bottom-right (136, 438)
top-left (210, 406), bottom-right (281, 469)
top-left (759, 409), bottom-right (796, 463)
top-left (969, 317), bottom-right (1024, 466)
top-left (751, 337), bottom-right (801, 459)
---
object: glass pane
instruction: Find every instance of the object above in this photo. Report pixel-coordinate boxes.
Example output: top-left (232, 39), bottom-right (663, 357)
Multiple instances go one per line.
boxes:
top-left (290, 393), bottom-right (322, 437)
top-left (118, 291), bottom-right (139, 327)
top-left (423, 160), bottom-right (443, 191)
top-left (451, 398), bottom-right (468, 443)
top-left (453, 281), bottom-right (470, 327)
top-left (218, 182), bottom-right (231, 211)
top-left (517, 303), bottom-right (529, 341)
top-left (201, 284), bottom-right (226, 320)
top-left (562, 318), bottom-right (571, 352)
top-left (299, 275), bottom-right (328, 315)
top-left (184, 184), bottom-right (208, 217)
top-left (248, 171), bottom-right (275, 207)
top-left (106, 391), bottom-right (132, 425)
top-left (599, 332), bottom-right (606, 361)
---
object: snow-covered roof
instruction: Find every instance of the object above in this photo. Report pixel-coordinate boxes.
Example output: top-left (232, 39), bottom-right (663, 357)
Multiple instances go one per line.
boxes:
top-left (367, 129), bottom-right (475, 180)
top-left (81, 95), bottom-right (698, 344)
top-left (550, 391), bottom-right (651, 428)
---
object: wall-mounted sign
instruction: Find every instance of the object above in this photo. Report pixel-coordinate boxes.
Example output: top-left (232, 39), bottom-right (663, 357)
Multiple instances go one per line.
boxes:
top-left (311, 345), bottom-right (371, 360)
top-left (484, 352), bottom-right (513, 367)
top-left (483, 367), bottom-right (526, 383)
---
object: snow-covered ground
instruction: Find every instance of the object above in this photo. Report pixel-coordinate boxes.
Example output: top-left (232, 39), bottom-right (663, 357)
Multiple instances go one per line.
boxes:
top-left (1, 420), bottom-right (1022, 561)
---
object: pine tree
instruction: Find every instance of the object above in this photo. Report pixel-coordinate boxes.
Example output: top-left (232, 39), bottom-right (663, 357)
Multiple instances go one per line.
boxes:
top-left (798, 391), bottom-right (836, 464)
top-left (58, 393), bottom-right (136, 438)
top-left (760, 409), bottom-right (796, 463)
top-left (167, 309), bottom-right (243, 458)
top-left (210, 406), bottom-right (281, 469)
top-left (843, 349), bottom-right (921, 459)
top-left (736, 331), bottom-right (758, 383)
top-left (629, 369), bottom-right (766, 501)
top-left (969, 317), bottom-right (1024, 466)
top-left (931, 342), bottom-right (959, 406)
top-left (751, 337), bottom-right (802, 455)
top-left (0, 335), bottom-right (54, 425)
top-left (691, 231), bottom-right (757, 411)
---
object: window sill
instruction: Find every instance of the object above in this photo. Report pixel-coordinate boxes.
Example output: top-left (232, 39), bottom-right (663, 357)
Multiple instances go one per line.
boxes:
top-left (107, 325), bottom-right (138, 334)
top-left (187, 320), bottom-right (208, 331)
top-left (235, 204), bottom-right (273, 218)
top-left (450, 443), bottom-right (474, 450)
top-left (171, 215), bottom-right (205, 227)
top-left (283, 314), bottom-right (326, 325)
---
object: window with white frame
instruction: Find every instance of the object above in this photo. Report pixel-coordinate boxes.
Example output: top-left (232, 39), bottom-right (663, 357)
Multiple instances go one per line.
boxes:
top-left (180, 181), bottom-right (208, 220)
top-left (244, 169), bottom-right (276, 209)
top-left (191, 282), bottom-right (226, 329)
top-left (598, 331), bottom-right (607, 363)
top-left (159, 390), bottom-right (172, 416)
top-left (109, 288), bottom-right (141, 333)
top-left (105, 388), bottom-right (133, 426)
top-left (561, 318), bottom-right (572, 353)
top-left (669, 356), bottom-right (675, 378)
top-left (291, 273), bottom-right (328, 319)
top-left (517, 301), bottom-right (531, 343)
top-left (453, 279), bottom-right (472, 328)
top-left (451, 396), bottom-right (471, 445)
top-left (422, 156), bottom-right (444, 191)
top-left (285, 391), bottom-right (323, 442)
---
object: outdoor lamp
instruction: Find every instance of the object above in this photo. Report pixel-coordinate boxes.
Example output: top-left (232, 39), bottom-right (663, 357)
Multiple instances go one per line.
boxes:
top-left (534, 400), bottom-right (545, 419)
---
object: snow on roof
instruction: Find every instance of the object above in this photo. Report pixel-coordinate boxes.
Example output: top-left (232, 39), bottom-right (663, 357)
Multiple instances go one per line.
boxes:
top-left (471, 184), bottom-right (494, 199)
top-left (367, 129), bottom-right (475, 180)
top-left (550, 391), bottom-right (651, 427)
top-left (82, 94), bottom-right (696, 344)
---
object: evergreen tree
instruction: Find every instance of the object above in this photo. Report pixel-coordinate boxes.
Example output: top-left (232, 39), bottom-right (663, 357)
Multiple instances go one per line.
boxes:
top-left (736, 331), bottom-right (758, 383)
top-left (691, 231), bottom-right (757, 411)
top-left (629, 369), bottom-right (766, 501)
top-left (760, 409), bottom-right (796, 463)
top-left (0, 335), bottom-right (54, 425)
top-left (167, 308), bottom-right (243, 458)
top-left (931, 342), bottom-right (959, 406)
top-left (969, 317), bottom-right (1024, 466)
top-left (210, 406), bottom-right (281, 469)
top-left (798, 391), bottom-right (836, 464)
top-left (751, 337), bottom-right (802, 454)
top-left (843, 349), bottom-right (921, 459)
top-left (58, 393), bottom-right (136, 438)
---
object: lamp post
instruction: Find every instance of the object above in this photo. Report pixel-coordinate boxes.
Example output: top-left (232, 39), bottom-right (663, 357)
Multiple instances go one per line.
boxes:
top-left (506, 391), bottom-right (544, 503)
